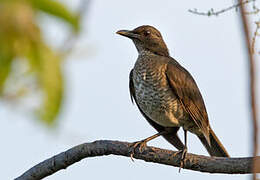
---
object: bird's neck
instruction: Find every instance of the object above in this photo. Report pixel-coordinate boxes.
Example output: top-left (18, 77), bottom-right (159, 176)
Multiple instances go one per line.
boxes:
top-left (138, 49), bottom-right (156, 56)
top-left (138, 49), bottom-right (170, 58)
top-left (133, 40), bottom-right (169, 57)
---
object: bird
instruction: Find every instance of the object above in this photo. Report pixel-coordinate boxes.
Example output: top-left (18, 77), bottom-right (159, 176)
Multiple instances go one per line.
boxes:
top-left (116, 25), bottom-right (229, 164)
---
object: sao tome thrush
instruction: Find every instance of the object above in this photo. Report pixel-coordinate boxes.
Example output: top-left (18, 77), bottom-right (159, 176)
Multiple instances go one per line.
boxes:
top-left (116, 25), bottom-right (229, 160)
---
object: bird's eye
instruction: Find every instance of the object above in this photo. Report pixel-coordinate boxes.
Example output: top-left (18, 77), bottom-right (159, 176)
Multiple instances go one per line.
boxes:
top-left (144, 31), bottom-right (151, 36)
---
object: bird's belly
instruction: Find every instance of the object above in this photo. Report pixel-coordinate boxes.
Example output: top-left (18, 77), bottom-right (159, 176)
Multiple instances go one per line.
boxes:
top-left (134, 75), bottom-right (186, 127)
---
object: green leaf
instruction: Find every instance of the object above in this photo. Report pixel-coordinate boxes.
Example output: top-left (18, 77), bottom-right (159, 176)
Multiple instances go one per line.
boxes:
top-left (27, 42), bottom-right (63, 125)
top-left (0, 0), bottom-right (74, 125)
top-left (29, 0), bottom-right (79, 31)
top-left (0, 52), bottom-right (12, 94)
top-left (38, 45), bottom-right (63, 125)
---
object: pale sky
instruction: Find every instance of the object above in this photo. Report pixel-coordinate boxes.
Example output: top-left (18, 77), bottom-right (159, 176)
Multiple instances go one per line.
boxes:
top-left (1, 0), bottom-right (259, 179)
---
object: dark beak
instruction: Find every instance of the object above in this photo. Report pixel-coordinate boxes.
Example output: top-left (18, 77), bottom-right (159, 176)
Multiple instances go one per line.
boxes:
top-left (116, 30), bottom-right (139, 39)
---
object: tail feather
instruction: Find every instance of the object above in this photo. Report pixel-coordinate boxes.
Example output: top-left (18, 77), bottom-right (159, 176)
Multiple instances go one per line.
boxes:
top-left (198, 129), bottom-right (229, 157)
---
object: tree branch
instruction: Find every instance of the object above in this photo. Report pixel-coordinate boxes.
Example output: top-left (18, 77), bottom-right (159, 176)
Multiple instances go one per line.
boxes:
top-left (15, 140), bottom-right (260, 180)
top-left (238, 1), bottom-right (259, 179)
top-left (188, 0), bottom-right (255, 16)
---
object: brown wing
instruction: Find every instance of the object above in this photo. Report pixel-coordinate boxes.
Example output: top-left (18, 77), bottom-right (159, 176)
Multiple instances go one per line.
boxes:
top-left (165, 59), bottom-right (210, 144)
top-left (129, 69), bottom-right (184, 150)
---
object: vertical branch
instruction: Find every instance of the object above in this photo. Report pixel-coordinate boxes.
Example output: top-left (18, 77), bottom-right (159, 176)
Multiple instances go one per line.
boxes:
top-left (238, 1), bottom-right (259, 180)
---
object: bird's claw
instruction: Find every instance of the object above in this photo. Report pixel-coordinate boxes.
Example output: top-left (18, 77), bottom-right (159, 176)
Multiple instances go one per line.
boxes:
top-left (173, 148), bottom-right (187, 172)
top-left (129, 140), bottom-right (147, 161)
top-left (179, 147), bottom-right (187, 172)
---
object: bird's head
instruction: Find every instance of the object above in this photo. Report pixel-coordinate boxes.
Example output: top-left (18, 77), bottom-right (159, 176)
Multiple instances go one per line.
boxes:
top-left (117, 25), bottom-right (169, 56)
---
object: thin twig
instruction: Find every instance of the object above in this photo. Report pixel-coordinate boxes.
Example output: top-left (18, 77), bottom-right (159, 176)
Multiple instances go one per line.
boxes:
top-left (188, 0), bottom-right (255, 16)
top-left (251, 21), bottom-right (260, 54)
top-left (238, 1), bottom-right (259, 180)
top-left (246, 1), bottom-right (260, 14)
top-left (15, 140), bottom-right (260, 180)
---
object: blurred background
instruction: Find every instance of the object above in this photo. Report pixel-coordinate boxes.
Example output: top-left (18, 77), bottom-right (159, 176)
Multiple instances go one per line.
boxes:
top-left (1, 0), bottom-right (259, 179)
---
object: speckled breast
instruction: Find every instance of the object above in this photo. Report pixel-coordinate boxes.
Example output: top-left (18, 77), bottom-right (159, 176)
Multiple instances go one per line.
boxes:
top-left (132, 53), bottom-right (187, 128)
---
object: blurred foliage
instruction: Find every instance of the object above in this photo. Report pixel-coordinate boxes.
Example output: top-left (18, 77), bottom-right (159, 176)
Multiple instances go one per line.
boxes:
top-left (0, 0), bottom-right (80, 125)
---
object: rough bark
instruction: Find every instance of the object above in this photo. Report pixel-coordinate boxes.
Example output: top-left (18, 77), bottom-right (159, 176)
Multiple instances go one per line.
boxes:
top-left (15, 140), bottom-right (260, 180)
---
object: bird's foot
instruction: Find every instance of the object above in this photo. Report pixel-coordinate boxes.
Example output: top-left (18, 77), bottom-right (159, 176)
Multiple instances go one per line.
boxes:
top-left (173, 147), bottom-right (187, 172)
top-left (179, 147), bottom-right (187, 172)
top-left (129, 140), bottom-right (147, 161)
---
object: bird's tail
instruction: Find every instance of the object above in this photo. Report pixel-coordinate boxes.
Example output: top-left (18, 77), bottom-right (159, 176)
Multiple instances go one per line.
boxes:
top-left (198, 128), bottom-right (229, 157)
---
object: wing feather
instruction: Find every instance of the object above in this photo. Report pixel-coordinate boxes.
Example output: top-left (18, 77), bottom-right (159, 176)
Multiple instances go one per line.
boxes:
top-left (165, 59), bottom-right (210, 144)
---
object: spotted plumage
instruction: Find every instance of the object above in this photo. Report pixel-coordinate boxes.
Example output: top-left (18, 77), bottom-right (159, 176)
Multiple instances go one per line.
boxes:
top-left (117, 25), bottom-right (229, 157)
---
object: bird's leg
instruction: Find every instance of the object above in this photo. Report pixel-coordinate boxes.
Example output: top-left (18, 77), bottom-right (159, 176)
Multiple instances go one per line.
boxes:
top-left (171, 129), bottom-right (187, 172)
top-left (129, 131), bottom-right (167, 161)
top-left (179, 129), bottom-right (187, 172)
